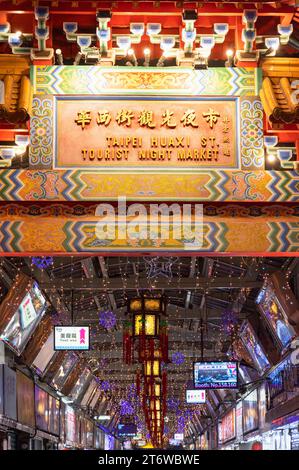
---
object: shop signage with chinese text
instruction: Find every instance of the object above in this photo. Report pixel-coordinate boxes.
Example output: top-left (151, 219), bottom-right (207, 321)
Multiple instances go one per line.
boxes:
top-left (54, 97), bottom-right (239, 170)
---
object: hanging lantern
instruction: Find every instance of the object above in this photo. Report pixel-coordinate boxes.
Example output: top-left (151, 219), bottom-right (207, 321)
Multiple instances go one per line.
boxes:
top-left (123, 295), bottom-right (168, 364)
top-left (123, 295), bottom-right (168, 447)
top-left (144, 360), bottom-right (161, 377)
top-left (133, 313), bottom-right (158, 336)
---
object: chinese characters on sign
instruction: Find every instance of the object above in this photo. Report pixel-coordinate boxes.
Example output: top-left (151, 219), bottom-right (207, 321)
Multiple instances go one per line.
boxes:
top-left (75, 107), bottom-right (223, 130)
top-left (56, 98), bottom-right (238, 168)
top-left (54, 326), bottom-right (90, 351)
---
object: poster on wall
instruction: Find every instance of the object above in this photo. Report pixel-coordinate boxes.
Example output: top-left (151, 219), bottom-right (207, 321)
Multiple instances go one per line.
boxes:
top-left (35, 385), bottom-right (49, 432)
top-left (256, 280), bottom-right (296, 350)
top-left (16, 371), bottom-right (35, 428)
top-left (219, 408), bottom-right (236, 444)
top-left (48, 393), bottom-right (60, 436)
top-left (54, 326), bottom-right (90, 351)
top-left (243, 389), bottom-right (259, 434)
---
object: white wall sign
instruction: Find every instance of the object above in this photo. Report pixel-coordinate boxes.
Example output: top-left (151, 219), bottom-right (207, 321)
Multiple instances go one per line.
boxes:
top-left (54, 326), bottom-right (90, 351)
top-left (186, 389), bottom-right (206, 404)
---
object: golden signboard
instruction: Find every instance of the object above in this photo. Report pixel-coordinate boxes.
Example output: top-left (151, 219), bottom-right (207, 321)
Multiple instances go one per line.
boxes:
top-left (55, 96), bottom-right (239, 169)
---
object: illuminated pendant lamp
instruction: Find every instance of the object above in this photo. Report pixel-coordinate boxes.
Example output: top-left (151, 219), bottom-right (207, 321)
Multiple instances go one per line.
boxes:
top-left (123, 295), bottom-right (168, 448)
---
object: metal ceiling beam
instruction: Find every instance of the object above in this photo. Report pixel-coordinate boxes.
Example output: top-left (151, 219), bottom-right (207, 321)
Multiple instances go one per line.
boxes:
top-left (73, 300), bottom-right (233, 326)
top-left (81, 258), bottom-right (103, 310)
top-left (40, 276), bottom-right (263, 291)
top-left (97, 256), bottom-right (118, 311)
top-left (86, 341), bottom-right (220, 355)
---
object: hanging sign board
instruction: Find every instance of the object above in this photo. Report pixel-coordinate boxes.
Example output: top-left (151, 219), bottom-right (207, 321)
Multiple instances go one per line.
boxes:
top-left (54, 326), bottom-right (90, 351)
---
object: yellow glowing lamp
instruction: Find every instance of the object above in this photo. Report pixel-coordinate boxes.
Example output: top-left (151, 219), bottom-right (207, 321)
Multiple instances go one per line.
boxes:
top-left (134, 313), bottom-right (158, 336)
top-left (144, 360), bottom-right (160, 377)
top-left (141, 442), bottom-right (154, 449)
top-left (150, 398), bottom-right (161, 411)
top-left (147, 380), bottom-right (161, 397)
top-left (129, 299), bottom-right (142, 311)
top-left (144, 298), bottom-right (161, 311)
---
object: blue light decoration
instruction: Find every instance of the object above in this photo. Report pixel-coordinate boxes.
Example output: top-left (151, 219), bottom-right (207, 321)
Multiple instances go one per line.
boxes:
top-left (108, 435), bottom-right (115, 450)
top-left (120, 399), bottom-right (134, 416)
top-left (171, 351), bottom-right (185, 365)
top-left (177, 414), bottom-right (186, 433)
top-left (31, 256), bottom-right (53, 270)
top-left (100, 380), bottom-right (111, 392)
top-left (167, 397), bottom-right (180, 412)
top-left (177, 408), bottom-right (194, 434)
top-left (127, 383), bottom-right (137, 400)
top-left (99, 310), bottom-right (117, 330)
top-left (221, 308), bottom-right (238, 335)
